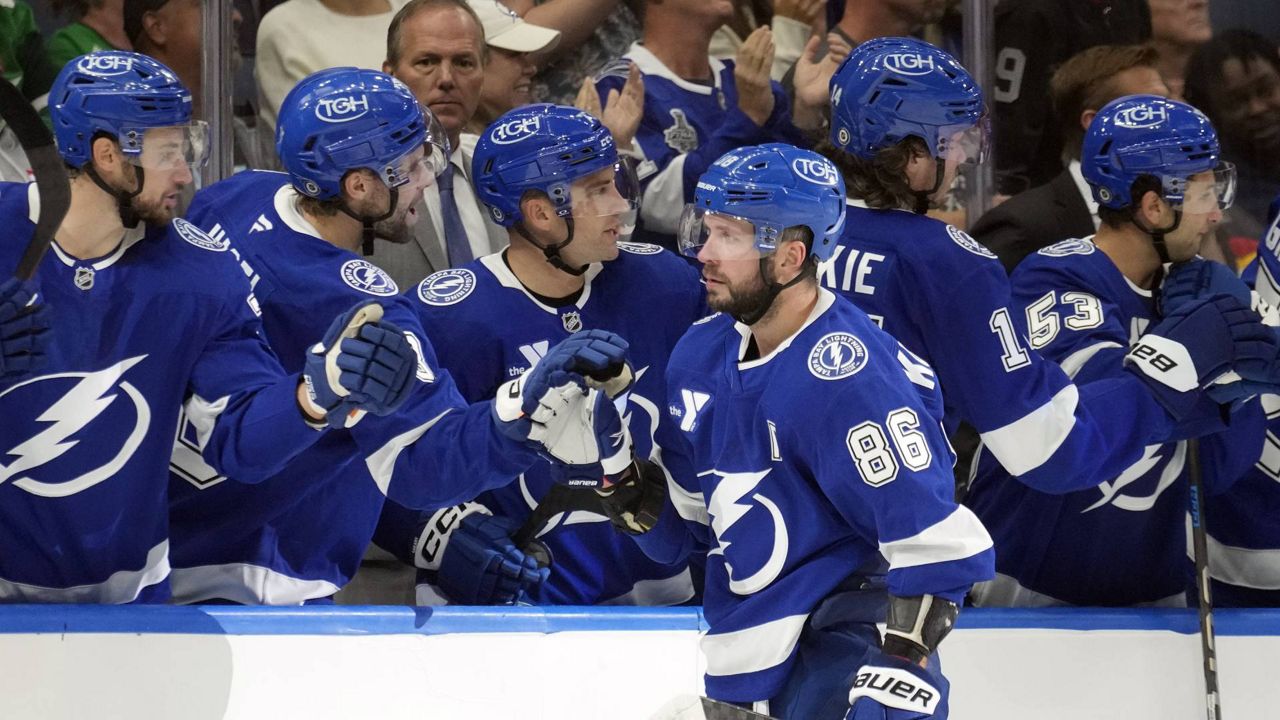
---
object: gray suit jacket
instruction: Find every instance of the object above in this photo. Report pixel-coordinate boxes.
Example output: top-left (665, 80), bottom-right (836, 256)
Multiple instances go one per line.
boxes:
top-left (367, 147), bottom-right (508, 291)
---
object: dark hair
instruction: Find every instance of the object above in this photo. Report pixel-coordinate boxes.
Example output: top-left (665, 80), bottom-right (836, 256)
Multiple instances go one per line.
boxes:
top-left (385, 0), bottom-right (488, 68)
top-left (51, 0), bottom-right (103, 18)
top-left (123, 0), bottom-right (173, 47)
top-left (1096, 175), bottom-right (1163, 229)
top-left (815, 136), bottom-right (925, 211)
top-left (780, 225), bottom-right (819, 284)
top-left (1050, 44), bottom-right (1160, 160)
top-left (1185, 29), bottom-right (1280, 118)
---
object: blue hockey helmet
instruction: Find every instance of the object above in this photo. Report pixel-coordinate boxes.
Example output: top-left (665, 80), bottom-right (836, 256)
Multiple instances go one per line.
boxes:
top-left (50, 51), bottom-right (208, 170)
top-left (1081, 95), bottom-right (1235, 212)
top-left (829, 37), bottom-right (987, 163)
top-left (472, 103), bottom-right (637, 228)
top-left (276, 67), bottom-right (444, 200)
top-left (679, 143), bottom-right (847, 262)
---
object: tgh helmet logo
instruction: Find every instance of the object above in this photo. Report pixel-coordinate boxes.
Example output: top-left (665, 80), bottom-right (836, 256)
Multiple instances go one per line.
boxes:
top-left (883, 53), bottom-right (935, 76)
top-left (792, 157), bottom-right (838, 186)
top-left (1113, 104), bottom-right (1168, 129)
top-left (492, 115), bottom-right (542, 145)
top-left (315, 94), bottom-right (371, 123)
top-left (77, 55), bottom-right (133, 76)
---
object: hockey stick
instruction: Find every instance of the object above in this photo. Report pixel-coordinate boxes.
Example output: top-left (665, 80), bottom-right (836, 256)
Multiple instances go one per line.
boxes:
top-left (649, 695), bottom-right (776, 720)
top-left (1187, 437), bottom-right (1222, 720)
top-left (511, 482), bottom-right (604, 567)
top-left (0, 76), bottom-right (70, 280)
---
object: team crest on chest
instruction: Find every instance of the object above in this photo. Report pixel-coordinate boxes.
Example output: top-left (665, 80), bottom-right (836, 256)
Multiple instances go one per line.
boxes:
top-left (561, 311), bottom-right (583, 332)
top-left (808, 332), bottom-right (869, 380)
top-left (664, 109), bottom-right (698, 153)
top-left (340, 259), bottom-right (399, 296)
top-left (417, 268), bottom-right (476, 306)
top-left (74, 267), bottom-right (95, 291)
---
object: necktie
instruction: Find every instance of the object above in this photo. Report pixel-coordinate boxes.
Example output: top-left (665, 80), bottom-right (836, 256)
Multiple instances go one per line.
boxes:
top-left (437, 163), bottom-right (473, 266)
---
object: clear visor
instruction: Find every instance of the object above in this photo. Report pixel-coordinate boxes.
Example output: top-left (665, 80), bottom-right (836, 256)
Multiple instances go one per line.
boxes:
top-left (677, 206), bottom-right (776, 261)
top-left (384, 109), bottom-right (451, 190)
top-left (937, 114), bottom-right (990, 166)
top-left (1171, 162), bottom-right (1237, 214)
top-left (568, 160), bottom-right (640, 236)
top-left (118, 121), bottom-right (210, 170)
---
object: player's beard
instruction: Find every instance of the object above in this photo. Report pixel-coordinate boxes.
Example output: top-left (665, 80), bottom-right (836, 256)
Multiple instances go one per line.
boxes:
top-left (372, 209), bottom-right (413, 244)
top-left (130, 192), bottom-right (177, 226)
top-left (708, 269), bottom-right (773, 323)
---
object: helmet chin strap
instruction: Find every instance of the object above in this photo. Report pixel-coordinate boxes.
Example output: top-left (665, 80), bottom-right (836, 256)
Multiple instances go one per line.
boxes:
top-left (912, 159), bottom-right (947, 215)
top-left (732, 256), bottom-right (811, 326)
top-left (85, 163), bottom-right (146, 228)
top-left (515, 215), bottom-right (589, 276)
top-left (340, 191), bottom-right (398, 256)
top-left (1133, 208), bottom-right (1183, 265)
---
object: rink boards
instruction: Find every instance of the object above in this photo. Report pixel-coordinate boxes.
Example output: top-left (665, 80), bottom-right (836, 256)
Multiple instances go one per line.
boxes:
top-left (0, 605), bottom-right (1276, 719)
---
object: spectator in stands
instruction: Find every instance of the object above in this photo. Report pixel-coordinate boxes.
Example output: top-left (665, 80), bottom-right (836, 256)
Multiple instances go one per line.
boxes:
top-left (0, 0), bottom-right (59, 182)
top-left (1147, 0), bottom-right (1213, 99)
top-left (710, 0), bottom-right (821, 82)
top-left (991, 0), bottom-right (1151, 196)
top-left (462, 0), bottom-right (561, 137)
top-left (48, 0), bottom-right (131, 70)
top-left (972, 45), bottom-right (1169, 272)
top-left (595, 0), bottom-right (816, 249)
top-left (1186, 30), bottom-right (1280, 236)
top-left (513, 0), bottom-right (642, 106)
top-left (369, 0), bottom-right (506, 288)
top-left (255, 0), bottom-right (406, 137)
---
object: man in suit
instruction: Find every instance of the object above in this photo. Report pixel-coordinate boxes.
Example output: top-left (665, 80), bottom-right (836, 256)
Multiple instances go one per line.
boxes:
top-left (973, 44), bottom-right (1170, 273)
top-left (370, 0), bottom-right (510, 288)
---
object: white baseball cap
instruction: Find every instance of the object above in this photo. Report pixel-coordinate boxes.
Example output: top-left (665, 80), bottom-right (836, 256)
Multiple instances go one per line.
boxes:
top-left (468, 0), bottom-right (561, 54)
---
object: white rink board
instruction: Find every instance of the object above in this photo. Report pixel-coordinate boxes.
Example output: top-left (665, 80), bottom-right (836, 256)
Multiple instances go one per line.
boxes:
top-left (0, 606), bottom-right (1277, 720)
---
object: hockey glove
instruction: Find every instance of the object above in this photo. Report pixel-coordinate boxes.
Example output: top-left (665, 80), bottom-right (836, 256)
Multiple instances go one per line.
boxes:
top-left (492, 329), bottom-right (631, 465)
top-left (0, 277), bottom-right (50, 382)
top-left (414, 503), bottom-right (549, 605)
top-left (845, 652), bottom-right (948, 720)
top-left (302, 300), bottom-right (417, 428)
top-left (596, 457), bottom-right (667, 534)
top-left (1160, 258), bottom-right (1253, 316)
top-left (1126, 294), bottom-right (1280, 417)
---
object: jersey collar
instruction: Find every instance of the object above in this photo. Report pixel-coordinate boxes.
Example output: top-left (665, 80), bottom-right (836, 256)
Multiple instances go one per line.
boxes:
top-left (478, 252), bottom-right (603, 315)
top-left (273, 184), bottom-right (325, 240)
top-left (735, 287), bottom-right (837, 370)
top-left (625, 42), bottom-right (726, 96)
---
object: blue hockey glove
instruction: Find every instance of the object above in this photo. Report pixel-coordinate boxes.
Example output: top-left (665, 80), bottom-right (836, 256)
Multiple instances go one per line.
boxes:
top-left (0, 277), bottom-right (50, 382)
top-left (845, 652), bottom-right (948, 720)
top-left (492, 329), bottom-right (631, 465)
top-left (414, 503), bottom-right (549, 605)
top-left (1126, 294), bottom-right (1280, 417)
top-left (302, 300), bottom-right (418, 428)
top-left (1160, 258), bottom-right (1252, 317)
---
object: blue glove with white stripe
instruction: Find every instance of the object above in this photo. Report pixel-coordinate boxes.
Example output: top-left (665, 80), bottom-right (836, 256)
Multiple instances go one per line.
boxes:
top-left (413, 503), bottom-right (548, 605)
top-left (0, 277), bottom-right (50, 383)
top-left (302, 300), bottom-right (418, 428)
top-left (845, 652), bottom-right (948, 719)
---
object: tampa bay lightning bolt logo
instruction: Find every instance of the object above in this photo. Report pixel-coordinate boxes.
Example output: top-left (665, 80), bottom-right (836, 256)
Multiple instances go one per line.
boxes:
top-left (707, 468), bottom-right (789, 595)
top-left (808, 332), bottom-right (869, 381)
top-left (0, 356), bottom-right (151, 498)
top-left (1038, 238), bottom-right (1097, 257)
top-left (417, 268), bottom-right (476, 306)
top-left (340, 259), bottom-right (399, 296)
top-left (946, 225), bottom-right (997, 259)
top-left (617, 241), bottom-right (662, 255)
top-left (172, 218), bottom-right (228, 252)
top-left (791, 157), bottom-right (839, 187)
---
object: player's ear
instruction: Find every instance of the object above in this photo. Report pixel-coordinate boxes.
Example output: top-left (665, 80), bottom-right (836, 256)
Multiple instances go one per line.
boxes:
top-left (519, 191), bottom-right (556, 231)
top-left (1079, 108), bottom-right (1097, 133)
top-left (89, 135), bottom-right (121, 175)
top-left (341, 169), bottom-right (377, 205)
top-left (1136, 188), bottom-right (1168, 226)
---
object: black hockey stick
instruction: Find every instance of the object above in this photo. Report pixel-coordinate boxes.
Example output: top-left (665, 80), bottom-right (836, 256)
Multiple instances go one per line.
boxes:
top-left (0, 76), bottom-right (70, 280)
top-left (512, 482), bottom-right (604, 567)
top-left (650, 695), bottom-right (776, 719)
top-left (1187, 438), bottom-right (1222, 720)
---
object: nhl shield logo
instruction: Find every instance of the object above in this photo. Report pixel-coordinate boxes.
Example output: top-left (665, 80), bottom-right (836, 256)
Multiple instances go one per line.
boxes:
top-left (663, 109), bottom-right (698, 153)
top-left (74, 267), bottom-right (95, 291)
top-left (561, 311), bottom-right (583, 332)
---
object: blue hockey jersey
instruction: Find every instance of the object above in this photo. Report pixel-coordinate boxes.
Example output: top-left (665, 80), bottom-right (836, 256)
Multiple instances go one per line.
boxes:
top-left (595, 43), bottom-right (804, 249)
top-left (966, 238), bottom-right (1262, 606)
top-left (377, 242), bottom-right (708, 605)
top-left (642, 289), bottom-right (993, 703)
top-left (0, 181), bottom-right (325, 603)
top-left (1205, 195), bottom-right (1280, 606)
top-left (167, 170), bottom-right (538, 604)
top-left (821, 201), bottom-right (1200, 494)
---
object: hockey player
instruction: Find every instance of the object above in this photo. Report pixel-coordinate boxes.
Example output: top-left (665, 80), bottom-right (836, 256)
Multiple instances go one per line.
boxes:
top-left (602, 143), bottom-right (995, 719)
top-left (373, 103), bottom-right (707, 606)
top-left (822, 37), bottom-right (1280, 495)
top-left (0, 51), bottom-right (420, 603)
top-left (966, 96), bottom-right (1271, 607)
top-left (166, 69), bottom-right (628, 604)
